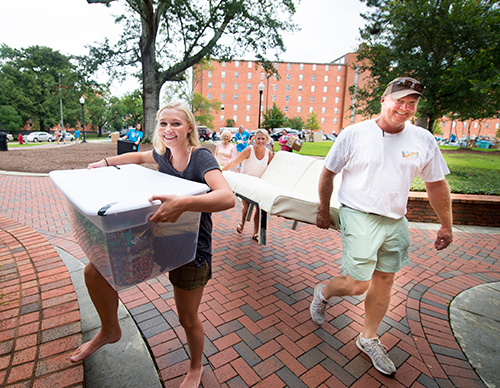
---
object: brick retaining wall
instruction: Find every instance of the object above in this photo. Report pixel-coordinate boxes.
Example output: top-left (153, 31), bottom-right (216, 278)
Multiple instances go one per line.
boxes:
top-left (407, 192), bottom-right (500, 227)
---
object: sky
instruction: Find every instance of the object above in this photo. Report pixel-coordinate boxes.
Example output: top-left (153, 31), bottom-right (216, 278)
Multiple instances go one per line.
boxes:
top-left (0, 0), bottom-right (369, 96)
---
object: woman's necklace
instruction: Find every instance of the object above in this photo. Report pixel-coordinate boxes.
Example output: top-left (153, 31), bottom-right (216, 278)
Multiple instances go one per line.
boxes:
top-left (170, 146), bottom-right (191, 169)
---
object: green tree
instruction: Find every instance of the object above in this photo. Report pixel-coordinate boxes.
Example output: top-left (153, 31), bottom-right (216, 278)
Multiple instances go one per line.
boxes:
top-left (305, 112), bottom-right (321, 131)
top-left (261, 103), bottom-right (286, 129)
top-left (0, 45), bottom-right (86, 131)
top-left (0, 105), bottom-right (22, 132)
top-left (225, 118), bottom-right (236, 127)
top-left (85, 90), bottom-right (110, 137)
top-left (121, 90), bottom-right (143, 128)
top-left (285, 116), bottom-right (305, 131)
top-left (85, 0), bottom-right (297, 140)
top-left (192, 92), bottom-right (221, 129)
top-left (356, 0), bottom-right (500, 132)
top-left (107, 96), bottom-right (127, 131)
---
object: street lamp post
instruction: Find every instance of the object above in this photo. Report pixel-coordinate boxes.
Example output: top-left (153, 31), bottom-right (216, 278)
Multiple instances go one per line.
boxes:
top-left (79, 96), bottom-right (86, 143)
top-left (258, 81), bottom-right (265, 129)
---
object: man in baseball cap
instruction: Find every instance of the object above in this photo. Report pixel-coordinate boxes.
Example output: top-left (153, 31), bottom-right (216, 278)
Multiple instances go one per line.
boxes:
top-left (310, 76), bottom-right (452, 377)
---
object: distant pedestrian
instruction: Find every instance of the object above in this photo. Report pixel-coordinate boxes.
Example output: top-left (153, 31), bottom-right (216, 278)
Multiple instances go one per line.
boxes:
top-left (75, 129), bottom-right (81, 143)
top-left (61, 129), bottom-right (67, 144)
top-left (54, 129), bottom-right (60, 145)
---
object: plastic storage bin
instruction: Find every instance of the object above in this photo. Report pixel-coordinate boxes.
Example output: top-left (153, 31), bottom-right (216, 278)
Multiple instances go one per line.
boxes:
top-left (117, 139), bottom-right (139, 155)
top-left (50, 164), bottom-right (209, 291)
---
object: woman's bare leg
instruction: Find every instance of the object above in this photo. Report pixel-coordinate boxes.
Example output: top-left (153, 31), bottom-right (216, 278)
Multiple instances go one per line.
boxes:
top-left (70, 263), bottom-right (122, 362)
top-left (174, 285), bottom-right (205, 388)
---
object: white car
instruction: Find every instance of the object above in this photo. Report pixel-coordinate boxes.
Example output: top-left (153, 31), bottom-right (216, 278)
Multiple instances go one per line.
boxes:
top-left (61, 133), bottom-right (75, 141)
top-left (24, 132), bottom-right (54, 142)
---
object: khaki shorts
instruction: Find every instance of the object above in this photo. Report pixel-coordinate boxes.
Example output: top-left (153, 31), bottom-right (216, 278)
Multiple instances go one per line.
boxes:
top-left (169, 261), bottom-right (211, 291)
top-left (339, 206), bottom-right (410, 282)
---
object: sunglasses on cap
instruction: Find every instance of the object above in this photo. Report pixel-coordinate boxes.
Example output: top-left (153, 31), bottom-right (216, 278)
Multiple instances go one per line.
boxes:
top-left (394, 79), bottom-right (425, 93)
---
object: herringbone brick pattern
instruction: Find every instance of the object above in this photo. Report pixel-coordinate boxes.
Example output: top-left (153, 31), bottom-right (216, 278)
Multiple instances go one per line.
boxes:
top-left (1, 174), bottom-right (499, 387)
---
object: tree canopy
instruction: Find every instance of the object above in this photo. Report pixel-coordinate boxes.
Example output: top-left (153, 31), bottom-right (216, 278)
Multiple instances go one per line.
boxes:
top-left (356, 0), bottom-right (500, 132)
top-left (85, 0), bottom-right (298, 140)
top-left (261, 103), bottom-right (286, 129)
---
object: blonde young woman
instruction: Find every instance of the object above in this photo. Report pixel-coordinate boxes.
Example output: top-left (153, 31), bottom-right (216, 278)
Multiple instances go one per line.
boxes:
top-left (215, 130), bottom-right (236, 168)
top-left (221, 129), bottom-right (274, 241)
top-left (70, 101), bottom-right (234, 388)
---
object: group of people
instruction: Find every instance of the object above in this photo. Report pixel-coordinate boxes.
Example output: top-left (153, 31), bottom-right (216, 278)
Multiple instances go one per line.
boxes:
top-left (70, 76), bottom-right (453, 387)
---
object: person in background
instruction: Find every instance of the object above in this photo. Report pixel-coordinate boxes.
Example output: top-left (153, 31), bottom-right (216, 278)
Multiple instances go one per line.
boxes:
top-left (222, 129), bottom-right (273, 241)
top-left (215, 130), bottom-right (236, 168)
top-left (310, 77), bottom-right (453, 377)
top-left (234, 125), bottom-right (250, 154)
top-left (70, 102), bottom-right (235, 388)
top-left (265, 128), bottom-right (275, 153)
top-left (121, 123), bottom-right (144, 151)
top-left (54, 128), bottom-right (60, 145)
top-left (75, 129), bottom-right (81, 144)
top-left (279, 129), bottom-right (293, 152)
top-left (61, 128), bottom-right (67, 144)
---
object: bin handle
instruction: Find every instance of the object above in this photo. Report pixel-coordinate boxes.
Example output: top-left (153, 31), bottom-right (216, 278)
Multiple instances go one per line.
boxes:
top-left (98, 202), bottom-right (118, 216)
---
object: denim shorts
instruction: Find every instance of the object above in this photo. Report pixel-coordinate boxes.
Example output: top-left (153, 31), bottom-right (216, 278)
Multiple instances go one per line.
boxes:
top-left (169, 261), bottom-right (211, 290)
top-left (339, 206), bottom-right (410, 281)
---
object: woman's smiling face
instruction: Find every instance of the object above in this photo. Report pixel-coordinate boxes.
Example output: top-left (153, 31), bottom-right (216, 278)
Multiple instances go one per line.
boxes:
top-left (157, 108), bottom-right (191, 147)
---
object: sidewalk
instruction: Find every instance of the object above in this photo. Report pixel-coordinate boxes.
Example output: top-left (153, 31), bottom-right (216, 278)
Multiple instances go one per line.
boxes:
top-left (1, 172), bottom-right (499, 387)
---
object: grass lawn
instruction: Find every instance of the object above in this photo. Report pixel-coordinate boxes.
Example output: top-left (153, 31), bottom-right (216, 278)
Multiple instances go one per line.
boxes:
top-left (297, 141), bottom-right (500, 195)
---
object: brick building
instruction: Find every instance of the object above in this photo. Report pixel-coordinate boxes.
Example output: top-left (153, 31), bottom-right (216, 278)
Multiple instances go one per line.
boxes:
top-left (194, 54), bottom-right (499, 139)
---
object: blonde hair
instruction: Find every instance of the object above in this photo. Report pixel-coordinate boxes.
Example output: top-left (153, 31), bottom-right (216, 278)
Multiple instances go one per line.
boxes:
top-left (221, 130), bottom-right (232, 139)
top-left (153, 101), bottom-right (200, 155)
top-left (254, 128), bottom-right (270, 141)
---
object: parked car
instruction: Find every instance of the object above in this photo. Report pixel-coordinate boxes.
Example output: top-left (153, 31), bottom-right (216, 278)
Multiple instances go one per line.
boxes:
top-left (198, 126), bottom-right (211, 142)
top-left (24, 132), bottom-right (54, 143)
top-left (270, 128), bottom-right (301, 141)
top-left (323, 134), bottom-right (337, 141)
top-left (6, 133), bottom-right (14, 142)
top-left (61, 133), bottom-right (75, 141)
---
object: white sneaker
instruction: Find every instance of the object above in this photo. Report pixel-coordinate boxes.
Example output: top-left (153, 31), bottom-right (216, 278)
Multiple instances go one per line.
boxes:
top-left (356, 334), bottom-right (396, 376)
top-left (310, 284), bottom-right (329, 325)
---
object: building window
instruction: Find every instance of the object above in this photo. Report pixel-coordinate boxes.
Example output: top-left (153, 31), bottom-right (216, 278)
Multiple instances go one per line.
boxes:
top-left (247, 83), bottom-right (251, 90)
top-left (208, 82), bottom-right (212, 89)
top-left (274, 62), bottom-right (278, 69)
top-left (323, 86), bottom-right (328, 93)
top-left (246, 105), bottom-right (250, 111)
top-left (297, 106), bottom-right (301, 113)
top-left (311, 85), bottom-right (315, 92)
top-left (261, 73), bottom-right (265, 79)
top-left (221, 71), bottom-right (226, 78)
top-left (337, 76), bottom-right (341, 82)
top-left (324, 75), bottom-right (328, 82)
top-left (285, 106), bottom-right (289, 113)
top-left (221, 61), bottom-right (226, 67)
top-left (321, 117), bottom-right (325, 124)
top-left (309, 107), bottom-right (313, 113)
top-left (208, 93), bottom-right (212, 99)
top-left (248, 72), bottom-right (252, 79)
top-left (234, 83), bottom-right (239, 90)
top-left (234, 105), bottom-right (238, 111)
top-left (234, 94), bottom-right (238, 100)
top-left (233, 115), bottom-right (237, 121)
top-left (312, 75), bottom-right (316, 81)
top-left (300, 63), bottom-right (304, 70)
top-left (496, 123), bottom-right (499, 129)
top-left (208, 71), bottom-right (212, 78)
top-left (272, 95), bottom-right (276, 101)
top-left (334, 118), bottom-right (338, 124)
top-left (336, 86), bottom-right (340, 93)
top-left (334, 107), bottom-right (338, 114)
top-left (323, 97), bottom-right (327, 103)
top-left (246, 115), bottom-right (250, 122)
top-left (338, 65), bottom-right (342, 71)
top-left (221, 93), bottom-right (225, 100)
top-left (286, 85), bottom-right (290, 91)
top-left (325, 64), bottom-right (329, 71)
top-left (287, 63), bottom-right (291, 69)
top-left (248, 61), bottom-right (252, 68)
top-left (299, 74), bottom-right (303, 81)
top-left (310, 96), bottom-right (314, 103)
top-left (286, 95), bottom-right (289, 102)
top-left (485, 122), bottom-right (489, 128)
top-left (298, 96), bottom-right (302, 102)
top-left (221, 104), bottom-right (224, 110)
top-left (221, 82), bottom-right (225, 89)
top-left (335, 97), bottom-right (339, 104)
top-left (273, 74), bottom-right (278, 80)
top-left (287, 74), bottom-right (291, 80)
top-left (220, 115), bottom-right (224, 121)
top-left (313, 64), bottom-right (317, 71)
top-left (322, 107), bottom-right (326, 113)
top-left (235, 71), bottom-right (239, 78)
top-left (247, 94), bottom-right (251, 101)
top-left (299, 85), bottom-right (302, 91)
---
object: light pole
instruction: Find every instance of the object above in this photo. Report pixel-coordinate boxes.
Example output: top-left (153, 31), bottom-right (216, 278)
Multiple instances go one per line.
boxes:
top-left (79, 96), bottom-right (86, 143)
top-left (258, 81), bottom-right (265, 129)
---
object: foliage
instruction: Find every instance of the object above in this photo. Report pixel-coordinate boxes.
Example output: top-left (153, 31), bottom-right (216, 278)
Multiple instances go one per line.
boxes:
top-left (121, 90), bottom-right (143, 128)
top-left (285, 116), bottom-right (305, 131)
top-left (225, 118), bottom-right (236, 127)
top-left (192, 92), bottom-right (221, 129)
top-left (261, 103), bottom-right (286, 129)
top-left (356, 0), bottom-right (500, 132)
top-left (0, 105), bottom-right (22, 132)
top-left (305, 112), bottom-right (321, 130)
top-left (0, 44), bottom-right (89, 131)
top-left (84, 0), bottom-right (298, 140)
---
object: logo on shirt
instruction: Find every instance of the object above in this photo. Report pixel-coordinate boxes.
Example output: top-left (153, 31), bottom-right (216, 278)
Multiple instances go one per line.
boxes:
top-left (402, 151), bottom-right (419, 160)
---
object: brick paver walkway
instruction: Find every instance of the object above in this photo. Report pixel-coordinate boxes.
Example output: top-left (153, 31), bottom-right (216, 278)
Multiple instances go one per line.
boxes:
top-left (1, 174), bottom-right (499, 387)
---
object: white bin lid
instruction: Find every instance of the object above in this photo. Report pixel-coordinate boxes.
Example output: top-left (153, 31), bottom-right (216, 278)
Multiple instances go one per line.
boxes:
top-left (49, 164), bottom-right (209, 216)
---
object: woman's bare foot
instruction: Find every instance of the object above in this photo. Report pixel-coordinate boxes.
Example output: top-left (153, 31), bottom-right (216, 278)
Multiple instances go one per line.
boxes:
top-left (179, 365), bottom-right (203, 388)
top-left (70, 328), bottom-right (122, 362)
